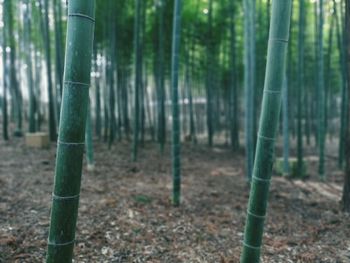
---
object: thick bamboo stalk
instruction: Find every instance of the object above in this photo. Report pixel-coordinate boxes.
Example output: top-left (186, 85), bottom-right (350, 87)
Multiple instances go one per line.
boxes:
top-left (46, 1), bottom-right (95, 262)
top-left (240, 1), bottom-right (292, 262)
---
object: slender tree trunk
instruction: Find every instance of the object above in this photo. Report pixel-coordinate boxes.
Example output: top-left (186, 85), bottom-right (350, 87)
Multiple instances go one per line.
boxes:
top-left (341, 0), bottom-right (350, 212)
top-left (42, 0), bottom-right (57, 141)
top-left (53, 0), bottom-right (64, 121)
top-left (157, 0), bottom-right (166, 152)
top-left (46, 1), bottom-right (95, 262)
top-left (24, 0), bottom-right (36, 133)
top-left (317, 0), bottom-right (326, 179)
top-left (297, 0), bottom-right (305, 178)
top-left (240, 1), bottom-right (292, 261)
top-left (243, 0), bottom-right (255, 181)
top-left (171, 0), bottom-right (182, 206)
top-left (334, 0), bottom-right (348, 169)
top-left (132, 0), bottom-right (141, 161)
top-left (94, 48), bottom-right (102, 139)
top-left (2, 1), bottom-right (9, 140)
top-left (85, 99), bottom-right (94, 171)
top-left (230, 0), bottom-right (239, 150)
top-left (283, 75), bottom-right (290, 176)
top-left (5, 0), bottom-right (23, 137)
top-left (206, 0), bottom-right (214, 147)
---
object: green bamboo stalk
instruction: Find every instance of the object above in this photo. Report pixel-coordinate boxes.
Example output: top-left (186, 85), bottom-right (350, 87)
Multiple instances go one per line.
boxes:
top-left (157, 0), bottom-right (166, 153)
top-left (43, 0), bottom-right (57, 141)
top-left (24, 0), bottom-right (36, 133)
top-left (229, 0), bottom-right (239, 150)
top-left (85, 99), bottom-right (94, 171)
top-left (2, 0), bottom-right (9, 141)
top-left (243, 0), bottom-right (255, 181)
top-left (171, 0), bottom-right (182, 206)
top-left (53, 0), bottom-right (65, 121)
top-left (132, 0), bottom-right (141, 161)
top-left (240, 1), bottom-right (292, 262)
top-left (5, 0), bottom-right (23, 137)
top-left (341, 0), bottom-right (350, 212)
top-left (94, 48), bottom-right (102, 139)
top-left (334, 0), bottom-right (348, 169)
top-left (317, 0), bottom-right (326, 179)
top-left (206, 0), bottom-right (214, 147)
top-left (46, 1), bottom-right (95, 262)
top-left (297, 0), bottom-right (305, 178)
top-left (282, 75), bottom-right (290, 176)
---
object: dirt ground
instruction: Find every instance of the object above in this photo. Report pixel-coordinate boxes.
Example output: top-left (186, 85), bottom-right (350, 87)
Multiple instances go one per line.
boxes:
top-left (0, 137), bottom-right (349, 263)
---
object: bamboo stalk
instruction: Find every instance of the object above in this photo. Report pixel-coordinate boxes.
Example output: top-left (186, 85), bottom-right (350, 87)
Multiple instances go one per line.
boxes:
top-left (171, 0), bottom-right (182, 206)
top-left (46, 1), bottom-right (95, 262)
top-left (240, 1), bottom-right (292, 262)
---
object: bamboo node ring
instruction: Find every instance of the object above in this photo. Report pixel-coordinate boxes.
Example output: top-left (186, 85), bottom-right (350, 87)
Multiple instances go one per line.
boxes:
top-left (64, 81), bottom-right (90, 87)
top-left (269, 38), bottom-right (288, 43)
top-left (242, 241), bottom-right (261, 250)
top-left (58, 140), bottom-right (85, 146)
top-left (247, 210), bottom-right (266, 219)
top-left (52, 193), bottom-right (80, 200)
top-left (252, 176), bottom-right (271, 183)
top-left (47, 239), bottom-right (75, 246)
top-left (258, 134), bottom-right (275, 141)
top-left (68, 13), bottom-right (95, 23)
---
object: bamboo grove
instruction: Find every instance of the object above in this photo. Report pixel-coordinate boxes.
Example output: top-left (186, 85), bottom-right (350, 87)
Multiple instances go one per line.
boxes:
top-left (1, 0), bottom-right (350, 262)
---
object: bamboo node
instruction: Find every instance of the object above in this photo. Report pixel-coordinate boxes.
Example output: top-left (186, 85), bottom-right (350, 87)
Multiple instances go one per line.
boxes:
top-left (252, 176), bottom-right (271, 183)
top-left (64, 81), bottom-right (90, 87)
top-left (263, 89), bottom-right (281, 94)
top-left (58, 140), bottom-right (85, 146)
top-left (242, 241), bottom-right (261, 251)
top-left (68, 13), bottom-right (95, 23)
top-left (269, 38), bottom-right (288, 43)
top-left (258, 134), bottom-right (275, 141)
top-left (47, 239), bottom-right (75, 247)
top-left (247, 210), bottom-right (266, 219)
top-left (52, 193), bottom-right (80, 201)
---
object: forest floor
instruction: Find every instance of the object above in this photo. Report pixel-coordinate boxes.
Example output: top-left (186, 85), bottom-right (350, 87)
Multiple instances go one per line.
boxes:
top-left (0, 136), bottom-right (350, 263)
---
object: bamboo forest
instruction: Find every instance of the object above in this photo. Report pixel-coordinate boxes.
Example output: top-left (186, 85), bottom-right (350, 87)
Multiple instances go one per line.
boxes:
top-left (1, 0), bottom-right (350, 262)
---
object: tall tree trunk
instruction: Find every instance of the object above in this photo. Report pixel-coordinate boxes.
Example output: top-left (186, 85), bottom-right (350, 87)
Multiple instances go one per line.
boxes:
top-left (206, 0), bottom-right (214, 147)
top-left (2, 0), bottom-right (9, 140)
top-left (229, 0), bottom-right (239, 150)
top-left (341, 0), bottom-right (350, 212)
top-left (297, 0), bottom-right (305, 178)
top-left (282, 75), bottom-right (290, 176)
top-left (243, 0), bottom-right (255, 181)
top-left (334, 0), bottom-right (348, 169)
top-left (5, 0), bottom-right (23, 137)
top-left (46, 1), bottom-right (95, 262)
top-left (132, 0), bottom-right (141, 161)
top-left (85, 99), bottom-right (94, 171)
top-left (317, 0), bottom-right (326, 179)
top-left (42, 0), bottom-right (57, 141)
top-left (24, 0), bottom-right (36, 133)
top-left (157, 0), bottom-right (166, 152)
top-left (53, 0), bottom-right (65, 120)
top-left (171, 0), bottom-right (182, 206)
top-left (240, 1), bottom-right (292, 261)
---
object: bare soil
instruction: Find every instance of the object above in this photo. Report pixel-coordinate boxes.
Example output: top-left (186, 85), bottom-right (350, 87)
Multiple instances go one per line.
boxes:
top-left (0, 137), bottom-right (349, 263)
